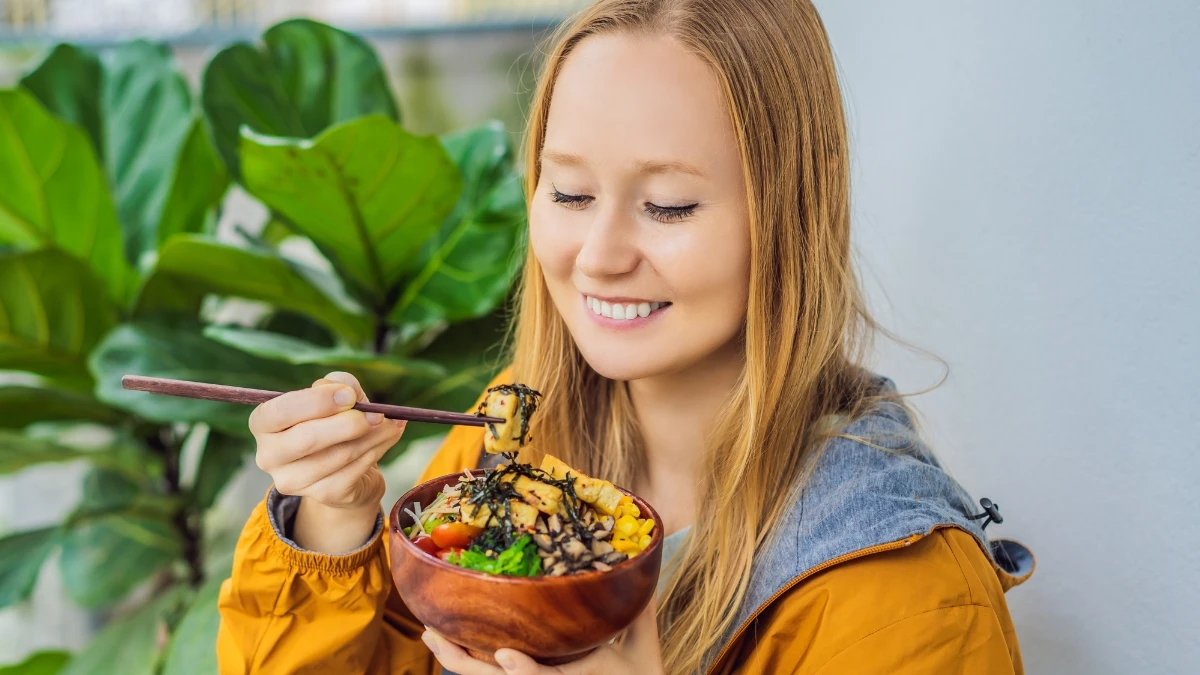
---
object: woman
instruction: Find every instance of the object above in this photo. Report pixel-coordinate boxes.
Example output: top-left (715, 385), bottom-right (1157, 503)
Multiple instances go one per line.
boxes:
top-left (217, 0), bottom-right (1034, 673)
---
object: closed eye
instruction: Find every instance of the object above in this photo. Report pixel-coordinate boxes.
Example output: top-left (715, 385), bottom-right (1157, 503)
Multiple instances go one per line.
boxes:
top-left (551, 187), bottom-right (592, 209)
top-left (645, 202), bottom-right (699, 223)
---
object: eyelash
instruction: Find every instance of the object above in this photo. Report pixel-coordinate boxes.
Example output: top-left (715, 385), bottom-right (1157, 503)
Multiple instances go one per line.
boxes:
top-left (550, 188), bottom-right (699, 223)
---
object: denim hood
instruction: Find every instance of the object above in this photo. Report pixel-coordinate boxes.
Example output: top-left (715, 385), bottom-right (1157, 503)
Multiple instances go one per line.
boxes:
top-left (705, 375), bottom-right (1035, 669)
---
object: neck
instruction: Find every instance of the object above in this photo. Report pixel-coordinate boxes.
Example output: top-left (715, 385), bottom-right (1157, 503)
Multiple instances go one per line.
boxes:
top-left (627, 338), bottom-right (743, 532)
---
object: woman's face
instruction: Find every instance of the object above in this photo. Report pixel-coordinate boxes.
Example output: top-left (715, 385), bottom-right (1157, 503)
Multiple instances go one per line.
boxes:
top-left (530, 33), bottom-right (751, 382)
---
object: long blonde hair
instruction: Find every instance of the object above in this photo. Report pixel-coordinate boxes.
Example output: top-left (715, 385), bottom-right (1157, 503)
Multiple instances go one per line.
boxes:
top-left (511, 1), bottom-right (884, 671)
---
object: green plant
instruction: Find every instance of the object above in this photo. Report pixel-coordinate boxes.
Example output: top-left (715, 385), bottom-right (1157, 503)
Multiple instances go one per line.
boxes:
top-left (0, 19), bottom-right (524, 674)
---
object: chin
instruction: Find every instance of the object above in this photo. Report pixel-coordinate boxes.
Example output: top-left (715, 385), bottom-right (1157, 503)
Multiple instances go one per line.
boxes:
top-left (573, 339), bottom-right (687, 382)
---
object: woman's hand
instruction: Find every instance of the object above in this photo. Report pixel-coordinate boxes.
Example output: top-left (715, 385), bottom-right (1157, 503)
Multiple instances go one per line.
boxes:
top-left (250, 371), bottom-right (406, 554)
top-left (421, 600), bottom-right (665, 675)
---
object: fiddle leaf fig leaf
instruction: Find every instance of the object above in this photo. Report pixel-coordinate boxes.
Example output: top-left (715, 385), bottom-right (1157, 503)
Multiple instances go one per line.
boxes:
top-left (0, 90), bottom-right (132, 302)
top-left (389, 121), bottom-right (525, 337)
top-left (201, 18), bottom-right (400, 179)
top-left (0, 250), bottom-right (119, 390)
top-left (239, 116), bottom-right (461, 305)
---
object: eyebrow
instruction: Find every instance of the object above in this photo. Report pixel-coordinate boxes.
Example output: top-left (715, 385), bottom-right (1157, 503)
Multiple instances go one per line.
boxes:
top-left (541, 150), bottom-right (708, 178)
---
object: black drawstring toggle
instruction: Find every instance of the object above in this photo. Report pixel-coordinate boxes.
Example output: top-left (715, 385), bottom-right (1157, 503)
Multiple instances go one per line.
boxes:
top-left (967, 498), bottom-right (1003, 530)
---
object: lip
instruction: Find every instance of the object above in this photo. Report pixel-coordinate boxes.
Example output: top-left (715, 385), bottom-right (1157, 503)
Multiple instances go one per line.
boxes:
top-left (579, 293), bottom-right (670, 331)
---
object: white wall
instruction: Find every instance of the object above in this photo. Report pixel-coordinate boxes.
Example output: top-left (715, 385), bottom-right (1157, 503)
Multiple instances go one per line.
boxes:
top-left (814, 2), bottom-right (1199, 673)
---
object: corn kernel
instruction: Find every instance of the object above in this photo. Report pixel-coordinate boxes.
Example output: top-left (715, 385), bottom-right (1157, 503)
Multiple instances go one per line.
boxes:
top-left (637, 534), bottom-right (652, 549)
top-left (638, 519), bottom-right (656, 537)
top-left (625, 503), bottom-right (641, 518)
top-left (615, 515), bottom-right (638, 537)
top-left (613, 539), bottom-right (640, 554)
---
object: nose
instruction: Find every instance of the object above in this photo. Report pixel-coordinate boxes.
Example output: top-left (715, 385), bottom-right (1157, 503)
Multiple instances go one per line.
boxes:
top-left (575, 204), bottom-right (640, 279)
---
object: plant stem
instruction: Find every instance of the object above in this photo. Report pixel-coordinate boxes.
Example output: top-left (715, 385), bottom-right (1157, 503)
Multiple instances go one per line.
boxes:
top-left (374, 317), bottom-right (389, 355)
top-left (152, 428), bottom-right (204, 587)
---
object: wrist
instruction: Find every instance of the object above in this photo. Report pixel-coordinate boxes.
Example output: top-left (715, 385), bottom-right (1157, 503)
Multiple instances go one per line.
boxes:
top-left (293, 497), bottom-right (381, 555)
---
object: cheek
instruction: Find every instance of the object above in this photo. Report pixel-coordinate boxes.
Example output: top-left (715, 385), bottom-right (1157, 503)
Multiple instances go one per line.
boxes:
top-left (658, 225), bottom-right (750, 326)
top-left (529, 200), bottom-right (579, 282)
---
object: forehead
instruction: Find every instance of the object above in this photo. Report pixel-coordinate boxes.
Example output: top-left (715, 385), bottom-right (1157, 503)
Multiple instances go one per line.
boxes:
top-left (543, 33), bottom-right (735, 170)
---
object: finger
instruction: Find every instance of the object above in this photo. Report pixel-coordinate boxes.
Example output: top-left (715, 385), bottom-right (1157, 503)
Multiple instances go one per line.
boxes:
top-left (318, 373), bottom-right (384, 426)
top-left (270, 421), bottom-right (402, 494)
top-left (249, 383), bottom-right (358, 435)
top-left (492, 649), bottom-right (557, 675)
top-left (423, 630), bottom-right (505, 675)
top-left (323, 371), bottom-right (366, 401)
top-left (302, 425), bottom-right (403, 500)
top-left (258, 408), bottom-right (374, 469)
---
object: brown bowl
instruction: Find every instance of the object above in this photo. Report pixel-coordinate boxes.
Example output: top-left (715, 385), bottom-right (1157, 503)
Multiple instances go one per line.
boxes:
top-left (388, 469), bottom-right (664, 665)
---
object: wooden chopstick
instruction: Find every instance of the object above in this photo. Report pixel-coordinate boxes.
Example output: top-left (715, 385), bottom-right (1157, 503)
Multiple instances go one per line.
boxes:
top-left (120, 375), bottom-right (504, 427)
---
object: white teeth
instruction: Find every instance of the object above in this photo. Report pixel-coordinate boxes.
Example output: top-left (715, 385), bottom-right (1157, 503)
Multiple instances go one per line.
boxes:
top-left (586, 296), bottom-right (665, 320)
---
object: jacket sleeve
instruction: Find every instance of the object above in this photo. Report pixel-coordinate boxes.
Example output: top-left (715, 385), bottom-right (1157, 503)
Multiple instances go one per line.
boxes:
top-left (216, 368), bottom-right (511, 674)
top-left (215, 497), bottom-right (435, 675)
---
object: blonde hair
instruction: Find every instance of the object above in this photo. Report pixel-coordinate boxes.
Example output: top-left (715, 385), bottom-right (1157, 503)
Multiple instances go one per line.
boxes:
top-left (511, 1), bottom-right (887, 671)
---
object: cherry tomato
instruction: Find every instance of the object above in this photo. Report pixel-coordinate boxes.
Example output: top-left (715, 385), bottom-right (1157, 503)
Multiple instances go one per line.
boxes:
top-left (438, 548), bottom-right (462, 562)
top-left (431, 522), bottom-right (483, 549)
top-left (412, 536), bottom-right (440, 556)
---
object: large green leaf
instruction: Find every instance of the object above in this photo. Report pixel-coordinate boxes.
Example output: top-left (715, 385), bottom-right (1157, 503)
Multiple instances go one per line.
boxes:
top-left (155, 119), bottom-right (228, 249)
top-left (0, 250), bottom-right (119, 390)
top-left (90, 320), bottom-right (325, 435)
top-left (143, 235), bottom-right (372, 344)
top-left (19, 44), bottom-right (104, 158)
top-left (78, 466), bottom-right (141, 514)
top-left (101, 41), bottom-right (195, 264)
top-left (0, 650), bottom-right (71, 675)
top-left (0, 385), bottom-right (120, 429)
top-left (390, 121), bottom-right (525, 335)
top-left (192, 430), bottom-right (252, 510)
top-left (383, 311), bottom-right (509, 463)
top-left (0, 89), bottom-right (131, 302)
top-left (203, 325), bottom-right (443, 394)
top-left (201, 18), bottom-right (400, 179)
top-left (59, 513), bottom-right (179, 608)
top-left (240, 116), bottom-right (462, 305)
top-left (60, 587), bottom-right (185, 675)
top-left (0, 526), bottom-right (60, 610)
top-left (129, 267), bottom-right (210, 319)
top-left (0, 431), bottom-right (94, 476)
top-left (160, 575), bottom-right (224, 675)
top-left (22, 42), bottom-right (227, 269)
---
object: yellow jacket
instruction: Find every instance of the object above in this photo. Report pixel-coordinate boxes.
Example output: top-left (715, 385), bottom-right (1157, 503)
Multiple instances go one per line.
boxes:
top-left (217, 377), bottom-right (1034, 674)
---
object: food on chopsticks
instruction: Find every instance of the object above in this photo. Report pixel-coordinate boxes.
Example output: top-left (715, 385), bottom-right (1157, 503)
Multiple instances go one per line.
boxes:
top-left (403, 455), bottom-right (656, 576)
top-left (477, 384), bottom-right (542, 454)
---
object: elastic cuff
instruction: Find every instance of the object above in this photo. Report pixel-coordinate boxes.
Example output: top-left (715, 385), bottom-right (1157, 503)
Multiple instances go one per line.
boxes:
top-left (263, 486), bottom-right (385, 573)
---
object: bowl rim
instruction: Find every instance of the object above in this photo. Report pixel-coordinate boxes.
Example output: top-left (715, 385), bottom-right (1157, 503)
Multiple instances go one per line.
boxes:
top-left (389, 467), bottom-right (664, 586)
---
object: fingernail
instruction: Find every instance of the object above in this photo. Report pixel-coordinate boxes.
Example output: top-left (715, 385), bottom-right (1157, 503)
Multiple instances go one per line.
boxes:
top-left (366, 412), bottom-right (384, 425)
top-left (422, 631), bottom-right (441, 657)
top-left (495, 651), bottom-right (516, 671)
top-left (393, 419), bottom-right (407, 430)
top-left (334, 388), bottom-right (355, 406)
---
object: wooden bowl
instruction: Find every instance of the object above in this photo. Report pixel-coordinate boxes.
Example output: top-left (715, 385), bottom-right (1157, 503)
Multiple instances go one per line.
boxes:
top-left (388, 469), bottom-right (664, 665)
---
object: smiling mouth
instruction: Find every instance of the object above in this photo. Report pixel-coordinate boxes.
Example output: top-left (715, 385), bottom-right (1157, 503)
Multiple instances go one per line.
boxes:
top-left (584, 295), bottom-right (670, 321)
